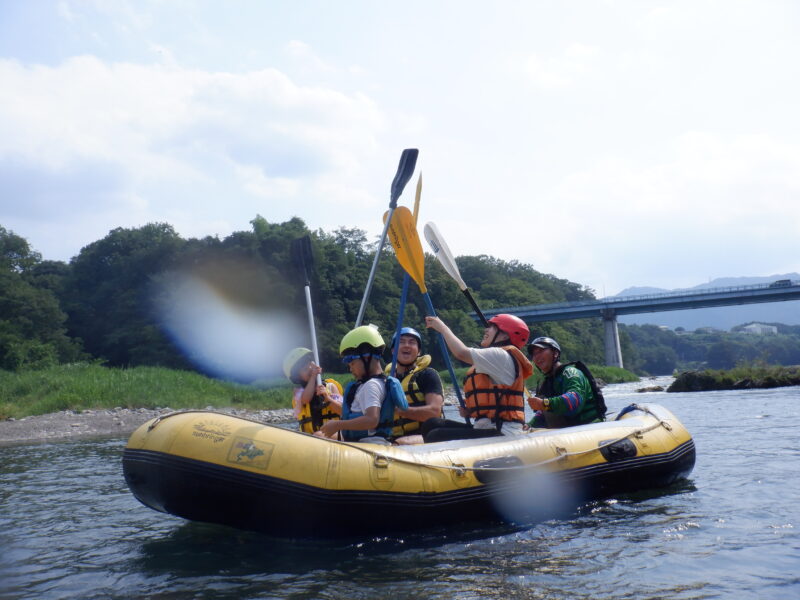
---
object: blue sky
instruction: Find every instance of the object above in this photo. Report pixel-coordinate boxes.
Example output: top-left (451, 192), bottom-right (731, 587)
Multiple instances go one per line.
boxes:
top-left (1, 0), bottom-right (798, 296)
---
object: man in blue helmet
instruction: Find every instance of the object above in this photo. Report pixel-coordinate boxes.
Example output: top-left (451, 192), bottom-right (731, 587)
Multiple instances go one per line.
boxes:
top-left (386, 327), bottom-right (444, 444)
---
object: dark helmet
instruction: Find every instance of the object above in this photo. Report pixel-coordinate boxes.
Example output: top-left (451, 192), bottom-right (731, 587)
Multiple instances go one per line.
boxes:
top-left (488, 314), bottom-right (530, 348)
top-left (528, 336), bottom-right (561, 356)
top-left (390, 327), bottom-right (422, 350)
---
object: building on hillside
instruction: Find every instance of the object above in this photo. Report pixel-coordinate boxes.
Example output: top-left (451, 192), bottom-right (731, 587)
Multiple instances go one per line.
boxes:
top-left (741, 323), bottom-right (778, 335)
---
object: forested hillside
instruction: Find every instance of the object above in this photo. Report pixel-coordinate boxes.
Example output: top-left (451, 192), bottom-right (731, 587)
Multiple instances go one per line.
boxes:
top-left (0, 219), bottom-right (603, 378)
top-left (620, 323), bottom-right (800, 374)
top-left (4, 220), bottom-right (799, 380)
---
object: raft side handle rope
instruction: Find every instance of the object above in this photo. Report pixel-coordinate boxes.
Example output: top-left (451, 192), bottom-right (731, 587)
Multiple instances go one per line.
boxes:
top-left (328, 403), bottom-right (677, 474)
top-left (373, 455), bottom-right (391, 469)
top-left (145, 406), bottom-right (676, 476)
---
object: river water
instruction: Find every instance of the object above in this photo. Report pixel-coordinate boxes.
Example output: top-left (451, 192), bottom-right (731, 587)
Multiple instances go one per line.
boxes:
top-left (2, 379), bottom-right (800, 599)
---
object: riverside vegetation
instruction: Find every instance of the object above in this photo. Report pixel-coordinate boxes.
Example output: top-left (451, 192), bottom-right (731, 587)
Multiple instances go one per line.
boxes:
top-left (668, 363), bottom-right (800, 393)
top-left (2, 217), bottom-right (798, 424)
top-left (0, 362), bottom-right (638, 420)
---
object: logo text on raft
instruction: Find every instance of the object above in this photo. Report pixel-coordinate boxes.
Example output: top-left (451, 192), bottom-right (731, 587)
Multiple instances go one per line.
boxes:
top-left (192, 420), bottom-right (231, 443)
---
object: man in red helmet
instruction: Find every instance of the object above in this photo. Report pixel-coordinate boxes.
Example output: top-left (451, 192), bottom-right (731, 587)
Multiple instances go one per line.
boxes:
top-left (421, 313), bottom-right (533, 442)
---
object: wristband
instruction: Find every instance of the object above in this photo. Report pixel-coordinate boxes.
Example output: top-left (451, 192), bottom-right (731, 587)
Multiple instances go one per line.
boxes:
top-left (543, 398), bottom-right (550, 411)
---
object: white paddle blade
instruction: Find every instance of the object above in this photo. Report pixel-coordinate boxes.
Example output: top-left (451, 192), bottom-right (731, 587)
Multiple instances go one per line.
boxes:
top-left (423, 222), bottom-right (467, 291)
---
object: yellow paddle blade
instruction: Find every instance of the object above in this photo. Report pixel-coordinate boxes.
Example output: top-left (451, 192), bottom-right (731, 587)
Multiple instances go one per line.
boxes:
top-left (384, 205), bottom-right (427, 294)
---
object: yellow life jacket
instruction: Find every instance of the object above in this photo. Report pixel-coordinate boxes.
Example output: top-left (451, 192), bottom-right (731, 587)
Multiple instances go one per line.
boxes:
top-left (463, 346), bottom-right (533, 425)
top-left (384, 355), bottom-right (441, 437)
top-left (296, 378), bottom-right (342, 434)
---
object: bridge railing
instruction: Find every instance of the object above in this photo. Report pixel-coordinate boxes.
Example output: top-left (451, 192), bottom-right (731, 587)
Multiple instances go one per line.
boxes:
top-left (485, 280), bottom-right (799, 313)
top-left (599, 281), bottom-right (798, 304)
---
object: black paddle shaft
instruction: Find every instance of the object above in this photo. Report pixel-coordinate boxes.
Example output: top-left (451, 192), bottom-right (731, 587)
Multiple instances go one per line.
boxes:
top-left (464, 289), bottom-right (489, 327)
top-left (291, 235), bottom-right (315, 285)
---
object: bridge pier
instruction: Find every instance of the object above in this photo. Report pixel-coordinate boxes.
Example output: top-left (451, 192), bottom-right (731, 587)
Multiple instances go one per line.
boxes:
top-left (602, 309), bottom-right (624, 368)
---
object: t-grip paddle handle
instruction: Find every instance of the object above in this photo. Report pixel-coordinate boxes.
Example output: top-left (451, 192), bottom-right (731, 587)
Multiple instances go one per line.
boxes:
top-left (389, 149), bottom-right (419, 208)
top-left (355, 149), bottom-right (419, 326)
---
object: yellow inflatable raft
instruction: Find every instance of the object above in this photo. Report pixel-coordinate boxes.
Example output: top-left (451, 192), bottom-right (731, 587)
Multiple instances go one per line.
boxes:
top-left (123, 403), bottom-right (695, 538)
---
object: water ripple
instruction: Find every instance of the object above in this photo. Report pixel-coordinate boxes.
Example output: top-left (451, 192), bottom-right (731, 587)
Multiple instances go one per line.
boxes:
top-left (3, 388), bottom-right (800, 599)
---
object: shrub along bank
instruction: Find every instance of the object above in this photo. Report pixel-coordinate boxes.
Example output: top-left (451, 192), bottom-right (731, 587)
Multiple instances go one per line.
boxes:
top-left (667, 364), bottom-right (800, 392)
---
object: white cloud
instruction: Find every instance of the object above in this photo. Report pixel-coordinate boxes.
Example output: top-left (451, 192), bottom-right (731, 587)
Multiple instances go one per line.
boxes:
top-left (533, 130), bottom-right (800, 292)
top-left (519, 43), bottom-right (600, 90)
top-left (2, 1), bottom-right (799, 297)
top-left (0, 55), bottom-right (387, 250)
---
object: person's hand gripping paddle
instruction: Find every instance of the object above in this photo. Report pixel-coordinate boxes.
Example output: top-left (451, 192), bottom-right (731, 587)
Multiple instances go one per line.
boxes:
top-left (423, 222), bottom-right (489, 327)
top-left (385, 206), bottom-right (469, 421)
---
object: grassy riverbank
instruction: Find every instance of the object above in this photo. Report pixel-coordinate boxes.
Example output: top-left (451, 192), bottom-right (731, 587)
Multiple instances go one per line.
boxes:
top-left (1, 362), bottom-right (641, 420)
top-left (0, 363), bottom-right (302, 420)
top-left (668, 364), bottom-right (800, 392)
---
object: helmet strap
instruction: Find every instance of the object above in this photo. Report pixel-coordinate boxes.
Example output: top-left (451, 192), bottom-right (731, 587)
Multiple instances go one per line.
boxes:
top-left (489, 329), bottom-right (511, 348)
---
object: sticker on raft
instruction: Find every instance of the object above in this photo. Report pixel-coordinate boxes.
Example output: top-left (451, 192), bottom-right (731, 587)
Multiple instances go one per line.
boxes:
top-left (191, 420), bottom-right (232, 444)
top-left (227, 437), bottom-right (275, 470)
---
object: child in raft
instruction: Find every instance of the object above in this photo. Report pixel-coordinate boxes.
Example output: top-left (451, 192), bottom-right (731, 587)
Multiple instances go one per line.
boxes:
top-left (283, 347), bottom-right (342, 434)
top-left (313, 325), bottom-right (406, 445)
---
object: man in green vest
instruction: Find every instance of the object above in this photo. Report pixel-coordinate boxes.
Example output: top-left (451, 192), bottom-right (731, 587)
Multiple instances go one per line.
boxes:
top-left (527, 336), bottom-right (606, 428)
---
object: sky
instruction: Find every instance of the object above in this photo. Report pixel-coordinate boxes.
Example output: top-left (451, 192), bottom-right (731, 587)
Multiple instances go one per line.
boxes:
top-left (1, 0), bottom-right (799, 297)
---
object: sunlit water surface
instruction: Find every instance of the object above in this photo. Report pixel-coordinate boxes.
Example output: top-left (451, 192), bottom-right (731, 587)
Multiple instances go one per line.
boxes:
top-left (2, 379), bottom-right (799, 599)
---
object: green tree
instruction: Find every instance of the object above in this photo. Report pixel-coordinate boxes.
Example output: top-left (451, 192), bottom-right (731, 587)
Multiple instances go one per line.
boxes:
top-left (0, 226), bottom-right (84, 370)
top-left (707, 340), bottom-right (739, 369)
top-left (64, 223), bottom-right (187, 367)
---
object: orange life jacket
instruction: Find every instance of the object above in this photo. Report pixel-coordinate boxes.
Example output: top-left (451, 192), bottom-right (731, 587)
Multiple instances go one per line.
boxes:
top-left (463, 346), bottom-right (533, 424)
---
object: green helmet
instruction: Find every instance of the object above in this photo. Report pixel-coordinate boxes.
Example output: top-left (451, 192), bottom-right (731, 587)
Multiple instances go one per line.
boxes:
top-left (339, 325), bottom-right (385, 355)
top-left (283, 347), bottom-right (313, 384)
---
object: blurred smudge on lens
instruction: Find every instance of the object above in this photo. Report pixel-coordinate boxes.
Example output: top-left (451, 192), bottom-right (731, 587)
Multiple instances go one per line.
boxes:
top-left (152, 261), bottom-right (305, 383)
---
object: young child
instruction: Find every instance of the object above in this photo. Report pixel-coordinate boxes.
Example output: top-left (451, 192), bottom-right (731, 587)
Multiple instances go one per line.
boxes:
top-left (283, 347), bottom-right (342, 434)
top-left (314, 326), bottom-right (406, 445)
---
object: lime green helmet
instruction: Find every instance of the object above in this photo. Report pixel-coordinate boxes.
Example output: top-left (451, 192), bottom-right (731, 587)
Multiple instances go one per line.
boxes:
top-left (339, 325), bottom-right (385, 356)
top-left (283, 347), bottom-right (313, 384)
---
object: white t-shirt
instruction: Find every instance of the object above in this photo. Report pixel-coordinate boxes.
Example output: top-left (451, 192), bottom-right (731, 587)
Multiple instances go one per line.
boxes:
top-left (350, 378), bottom-right (386, 436)
top-left (468, 347), bottom-right (525, 436)
top-left (469, 347), bottom-right (517, 385)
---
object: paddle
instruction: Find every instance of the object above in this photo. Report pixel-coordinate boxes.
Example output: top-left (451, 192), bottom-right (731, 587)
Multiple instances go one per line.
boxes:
top-left (386, 206), bottom-right (469, 421)
top-left (423, 222), bottom-right (489, 327)
top-left (390, 173), bottom-right (422, 377)
top-left (355, 148), bottom-right (419, 327)
top-left (291, 235), bottom-right (322, 386)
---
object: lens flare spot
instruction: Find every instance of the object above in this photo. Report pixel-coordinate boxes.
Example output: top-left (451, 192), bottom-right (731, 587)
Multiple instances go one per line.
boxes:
top-left (154, 270), bottom-right (304, 383)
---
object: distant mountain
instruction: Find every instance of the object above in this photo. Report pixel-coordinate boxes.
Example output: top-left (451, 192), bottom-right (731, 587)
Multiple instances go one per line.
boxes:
top-left (615, 285), bottom-right (669, 296)
top-left (615, 273), bottom-right (800, 330)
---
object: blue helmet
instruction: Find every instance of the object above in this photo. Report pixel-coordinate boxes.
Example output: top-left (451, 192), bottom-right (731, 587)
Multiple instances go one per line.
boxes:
top-left (390, 327), bottom-right (422, 350)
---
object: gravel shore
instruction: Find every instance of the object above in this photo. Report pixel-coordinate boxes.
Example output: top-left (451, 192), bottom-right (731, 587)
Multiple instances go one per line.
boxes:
top-left (0, 407), bottom-right (296, 447)
top-left (0, 389), bottom-right (465, 446)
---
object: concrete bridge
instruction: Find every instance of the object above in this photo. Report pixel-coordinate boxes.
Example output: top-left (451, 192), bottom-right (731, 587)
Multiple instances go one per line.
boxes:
top-left (481, 279), bottom-right (800, 367)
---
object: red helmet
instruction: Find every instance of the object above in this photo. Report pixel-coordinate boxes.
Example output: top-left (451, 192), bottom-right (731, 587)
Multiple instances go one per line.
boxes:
top-left (488, 314), bottom-right (530, 348)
